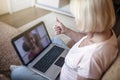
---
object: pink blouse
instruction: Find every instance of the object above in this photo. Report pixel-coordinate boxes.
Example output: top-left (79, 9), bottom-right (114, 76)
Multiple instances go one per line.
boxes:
top-left (60, 31), bottom-right (118, 80)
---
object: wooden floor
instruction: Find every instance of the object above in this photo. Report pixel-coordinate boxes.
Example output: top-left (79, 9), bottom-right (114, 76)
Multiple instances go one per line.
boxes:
top-left (0, 7), bottom-right (50, 28)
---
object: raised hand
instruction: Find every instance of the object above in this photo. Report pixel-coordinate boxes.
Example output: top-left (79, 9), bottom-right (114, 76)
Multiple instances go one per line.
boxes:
top-left (54, 18), bottom-right (68, 35)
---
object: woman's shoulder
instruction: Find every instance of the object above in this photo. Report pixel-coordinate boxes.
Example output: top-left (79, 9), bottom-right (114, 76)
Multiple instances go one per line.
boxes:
top-left (91, 31), bottom-right (118, 59)
top-left (92, 30), bottom-right (117, 46)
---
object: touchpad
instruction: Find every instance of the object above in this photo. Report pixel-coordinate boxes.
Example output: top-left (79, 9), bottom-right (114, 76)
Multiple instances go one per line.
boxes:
top-left (55, 57), bottom-right (65, 67)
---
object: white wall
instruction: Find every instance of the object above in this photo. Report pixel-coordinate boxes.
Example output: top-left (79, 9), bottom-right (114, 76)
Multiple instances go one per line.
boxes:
top-left (0, 0), bottom-right (35, 15)
top-left (0, 0), bottom-right (9, 15)
top-left (10, 0), bottom-right (34, 13)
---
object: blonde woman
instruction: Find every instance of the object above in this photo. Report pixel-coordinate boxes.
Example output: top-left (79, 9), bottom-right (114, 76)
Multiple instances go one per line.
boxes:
top-left (11, 0), bottom-right (118, 80)
top-left (54, 0), bottom-right (118, 80)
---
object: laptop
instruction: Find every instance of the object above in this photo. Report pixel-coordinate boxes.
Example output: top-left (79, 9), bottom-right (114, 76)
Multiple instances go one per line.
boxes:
top-left (11, 21), bottom-right (69, 80)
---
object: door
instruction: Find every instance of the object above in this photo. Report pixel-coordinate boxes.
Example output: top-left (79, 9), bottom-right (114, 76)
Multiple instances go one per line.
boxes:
top-left (9, 0), bottom-right (34, 13)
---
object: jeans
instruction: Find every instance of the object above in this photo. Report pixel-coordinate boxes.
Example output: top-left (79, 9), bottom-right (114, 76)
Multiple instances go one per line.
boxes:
top-left (11, 37), bottom-right (68, 80)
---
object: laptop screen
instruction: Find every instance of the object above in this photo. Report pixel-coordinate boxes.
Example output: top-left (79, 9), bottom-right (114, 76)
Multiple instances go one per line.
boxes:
top-left (12, 22), bottom-right (52, 65)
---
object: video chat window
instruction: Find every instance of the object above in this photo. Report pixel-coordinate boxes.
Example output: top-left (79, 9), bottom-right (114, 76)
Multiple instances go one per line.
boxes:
top-left (14, 25), bottom-right (51, 64)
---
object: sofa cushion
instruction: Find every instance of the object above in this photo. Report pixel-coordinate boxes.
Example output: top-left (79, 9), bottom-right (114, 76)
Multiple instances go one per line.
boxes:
top-left (102, 35), bottom-right (120, 80)
top-left (0, 22), bottom-right (22, 78)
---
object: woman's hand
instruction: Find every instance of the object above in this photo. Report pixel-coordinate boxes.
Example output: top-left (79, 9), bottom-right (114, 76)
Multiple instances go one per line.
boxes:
top-left (54, 18), bottom-right (68, 35)
top-left (54, 18), bottom-right (86, 42)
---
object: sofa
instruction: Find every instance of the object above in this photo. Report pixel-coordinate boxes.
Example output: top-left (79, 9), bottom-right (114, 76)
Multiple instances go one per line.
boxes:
top-left (0, 22), bottom-right (22, 80)
top-left (0, 19), bottom-right (120, 80)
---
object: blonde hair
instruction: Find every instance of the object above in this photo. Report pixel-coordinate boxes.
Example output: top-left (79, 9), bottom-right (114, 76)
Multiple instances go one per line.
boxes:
top-left (70, 0), bottom-right (115, 33)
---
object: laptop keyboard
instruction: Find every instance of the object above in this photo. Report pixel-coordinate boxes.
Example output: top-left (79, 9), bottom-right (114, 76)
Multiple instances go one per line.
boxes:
top-left (33, 45), bottom-right (64, 73)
